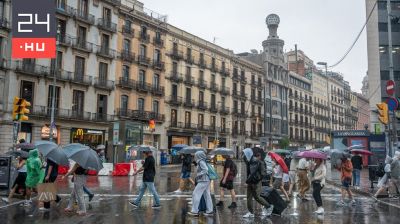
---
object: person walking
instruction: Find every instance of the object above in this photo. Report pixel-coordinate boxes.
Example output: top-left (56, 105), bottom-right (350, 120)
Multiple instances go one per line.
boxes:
top-left (2, 156), bottom-right (27, 203)
top-left (272, 161), bottom-right (290, 202)
top-left (129, 151), bottom-right (161, 209)
top-left (297, 157), bottom-right (310, 201)
top-left (391, 151), bottom-right (400, 196)
top-left (24, 149), bottom-right (43, 207)
top-left (242, 148), bottom-right (273, 218)
top-left (338, 155), bottom-right (355, 205)
top-left (187, 151), bottom-right (213, 217)
top-left (62, 163), bottom-right (87, 216)
top-left (40, 158), bottom-right (62, 211)
top-left (351, 153), bottom-right (363, 189)
top-left (312, 158), bottom-right (326, 214)
top-left (374, 156), bottom-right (392, 198)
top-left (174, 154), bottom-right (195, 193)
top-left (288, 156), bottom-right (299, 197)
top-left (216, 155), bottom-right (237, 209)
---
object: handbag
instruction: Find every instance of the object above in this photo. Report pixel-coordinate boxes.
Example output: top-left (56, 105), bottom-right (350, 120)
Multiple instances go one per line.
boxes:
top-left (206, 162), bottom-right (219, 180)
top-left (37, 183), bottom-right (57, 202)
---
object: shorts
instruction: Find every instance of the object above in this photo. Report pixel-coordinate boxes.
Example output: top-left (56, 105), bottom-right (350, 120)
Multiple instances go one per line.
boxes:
top-left (12, 172), bottom-right (27, 188)
top-left (289, 171), bottom-right (297, 183)
top-left (181, 171), bottom-right (191, 179)
top-left (220, 180), bottom-right (234, 190)
top-left (273, 178), bottom-right (283, 189)
top-left (342, 177), bottom-right (352, 189)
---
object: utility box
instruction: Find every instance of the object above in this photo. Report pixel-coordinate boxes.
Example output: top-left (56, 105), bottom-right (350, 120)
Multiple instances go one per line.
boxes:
top-left (0, 156), bottom-right (12, 190)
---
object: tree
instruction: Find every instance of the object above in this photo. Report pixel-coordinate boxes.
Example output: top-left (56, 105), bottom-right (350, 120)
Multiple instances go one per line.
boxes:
top-left (279, 137), bottom-right (289, 149)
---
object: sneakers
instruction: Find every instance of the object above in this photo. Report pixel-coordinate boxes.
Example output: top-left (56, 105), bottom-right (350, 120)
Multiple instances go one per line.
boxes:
top-left (315, 207), bottom-right (324, 214)
top-left (261, 205), bottom-right (274, 216)
top-left (88, 194), bottom-right (94, 202)
top-left (1, 198), bottom-right (9, 203)
top-left (174, 189), bottom-right (182, 194)
top-left (243, 212), bottom-right (255, 218)
top-left (301, 197), bottom-right (309, 202)
top-left (39, 207), bottom-right (50, 212)
top-left (338, 200), bottom-right (346, 206)
top-left (350, 200), bottom-right (356, 205)
top-left (187, 211), bottom-right (199, 217)
top-left (152, 205), bottom-right (161, 209)
top-left (204, 212), bottom-right (214, 216)
top-left (228, 202), bottom-right (237, 209)
top-left (216, 201), bottom-right (224, 207)
top-left (129, 201), bottom-right (139, 208)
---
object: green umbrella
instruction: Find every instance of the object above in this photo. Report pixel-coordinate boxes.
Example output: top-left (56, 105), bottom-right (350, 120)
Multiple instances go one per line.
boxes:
top-left (273, 149), bottom-right (291, 155)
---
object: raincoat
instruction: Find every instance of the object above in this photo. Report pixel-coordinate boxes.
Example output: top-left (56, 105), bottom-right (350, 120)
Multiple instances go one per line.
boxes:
top-left (25, 149), bottom-right (43, 188)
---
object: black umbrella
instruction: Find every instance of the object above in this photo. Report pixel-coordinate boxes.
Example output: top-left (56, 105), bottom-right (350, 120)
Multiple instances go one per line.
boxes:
top-left (34, 141), bottom-right (69, 166)
top-left (67, 147), bottom-right (103, 171)
top-left (179, 146), bottom-right (205, 154)
top-left (6, 150), bottom-right (29, 159)
top-left (16, 143), bottom-right (36, 152)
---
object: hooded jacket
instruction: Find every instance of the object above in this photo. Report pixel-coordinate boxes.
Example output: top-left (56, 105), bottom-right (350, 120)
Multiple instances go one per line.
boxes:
top-left (194, 151), bottom-right (210, 182)
top-left (243, 148), bottom-right (264, 184)
top-left (25, 149), bottom-right (43, 188)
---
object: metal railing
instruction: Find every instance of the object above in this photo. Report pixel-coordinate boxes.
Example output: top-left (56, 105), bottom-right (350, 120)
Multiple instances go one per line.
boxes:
top-left (139, 32), bottom-right (150, 43)
top-left (153, 37), bottom-right (164, 47)
top-left (220, 86), bottom-right (230, 95)
top-left (15, 61), bottom-right (50, 77)
top-left (74, 9), bottom-right (95, 25)
top-left (170, 49), bottom-right (183, 60)
top-left (120, 50), bottom-right (135, 62)
top-left (185, 55), bottom-right (194, 64)
top-left (118, 77), bottom-right (135, 89)
top-left (184, 75), bottom-right (195, 86)
top-left (197, 101), bottom-right (208, 110)
top-left (97, 47), bottom-right (117, 59)
top-left (151, 85), bottom-right (164, 96)
top-left (210, 82), bottom-right (219, 92)
top-left (103, 0), bottom-right (121, 6)
top-left (31, 106), bottom-right (113, 122)
top-left (122, 25), bottom-right (134, 36)
top-left (116, 109), bottom-right (164, 122)
top-left (167, 72), bottom-right (183, 83)
top-left (152, 60), bottom-right (164, 70)
top-left (71, 37), bottom-right (93, 52)
top-left (183, 99), bottom-right (195, 108)
top-left (135, 81), bottom-right (151, 92)
top-left (138, 55), bottom-right (151, 65)
top-left (97, 18), bottom-right (117, 32)
top-left (94, 78), bottom-right (114, 90)
top-left (220, 106), bottom-right (230, 115)
top-left (166, 96), bottom-right (183, 106)
top-left (197, 79), bottom-right (207, 89)
top-left (71, 73), bottom-right (92, 85)
top-left (56, 3), bottom-right (75, 17)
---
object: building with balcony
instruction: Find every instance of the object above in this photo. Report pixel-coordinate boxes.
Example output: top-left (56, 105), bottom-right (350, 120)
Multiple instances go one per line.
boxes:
top-left (312, 71), bottom-right (331, 147)
top-left (238, 14), bottom-right (289, 149)
top-left (350, 92), bottom-right (359, 130)
top-left (163, 24), bottom-right (263, 153)
top-left (114, 1), bottom-right (167, 155)
top-left (287, 71), bottom-right (314, 147)
top-left (0, 0), bottom-right (120, 153)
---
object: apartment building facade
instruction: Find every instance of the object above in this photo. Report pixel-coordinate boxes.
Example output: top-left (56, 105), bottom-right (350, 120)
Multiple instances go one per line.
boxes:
top-left (288, 71), bottom-right (314, 147)
top-left (163, 24), bottom-right (263, 154)
top-left (312, 71), bottom-right (330, 147)
top-left (113, 1), bottom-right (167, 155)
top-left (0, 0), bottom-right (121, 153)
top-left (356, 93), bottom-right (370, 130)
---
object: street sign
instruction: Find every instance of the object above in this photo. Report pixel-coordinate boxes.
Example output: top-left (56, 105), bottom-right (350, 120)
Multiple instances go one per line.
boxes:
top-left (386, 80), bottom-right (395, 96)
top-left (386, 97), bottom-right (399, 111)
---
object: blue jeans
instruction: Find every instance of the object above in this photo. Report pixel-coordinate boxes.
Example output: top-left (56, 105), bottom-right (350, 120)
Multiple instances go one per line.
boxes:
top-left (352, 169), bottom-right (361, 186)
top-left (134, 182), bottom-right (160, 206)
top-left (83, 185), bottom-right (93, 196)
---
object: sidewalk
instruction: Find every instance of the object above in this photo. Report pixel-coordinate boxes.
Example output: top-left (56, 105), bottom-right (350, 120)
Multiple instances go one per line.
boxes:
top-left (325, 162), bottom-right (400, 209)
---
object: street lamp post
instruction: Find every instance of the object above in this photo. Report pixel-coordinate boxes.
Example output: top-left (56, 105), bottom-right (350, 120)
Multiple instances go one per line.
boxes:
top-left (317, 62), bottom-right (332, 145)
top-left (49, 34), bottom-right (60, 142)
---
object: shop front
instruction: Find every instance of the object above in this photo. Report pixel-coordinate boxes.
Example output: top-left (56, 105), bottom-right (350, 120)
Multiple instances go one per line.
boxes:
top-left (40, 124), bottom-right (60, 144)
top-left (167, 131), bottom-right (191, 149)
top-left (208, 136), bottom-right (227, 149)
top-left (71, 128), bottom-right (105, 149)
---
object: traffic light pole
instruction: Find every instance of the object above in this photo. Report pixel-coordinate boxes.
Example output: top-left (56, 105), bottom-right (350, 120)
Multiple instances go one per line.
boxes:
top-left (387, 0), bottom-right (398, 154)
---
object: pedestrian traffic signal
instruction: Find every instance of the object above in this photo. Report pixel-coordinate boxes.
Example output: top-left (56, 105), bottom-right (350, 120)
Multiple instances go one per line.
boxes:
top-left (13, 97), bottom-right (31, 121)
top-left (377, 102), bottom-right (388, 125)
top-left (149, 119), bottom-right (155, 130)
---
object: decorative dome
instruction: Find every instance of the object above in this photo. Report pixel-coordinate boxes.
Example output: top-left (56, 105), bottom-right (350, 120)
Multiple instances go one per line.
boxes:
top-left (266, 14), bottom-right (280, 26)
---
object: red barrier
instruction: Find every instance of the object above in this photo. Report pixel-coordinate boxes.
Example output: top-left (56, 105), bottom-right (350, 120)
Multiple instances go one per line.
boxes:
top-left (112, 163), bottom-right (131, 176)
top-left (87, 170), bottom-right (97, 175)
top-left (58, 166), bottom-right (69, 175)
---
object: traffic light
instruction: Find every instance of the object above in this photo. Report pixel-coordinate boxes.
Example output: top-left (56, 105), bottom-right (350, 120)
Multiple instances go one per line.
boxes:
top-left (377, 102), bottom-right (388, 125)
top-left (13, 97), bottom-right (31, 121)
top-left (149, 119), bottom-right (155, 130)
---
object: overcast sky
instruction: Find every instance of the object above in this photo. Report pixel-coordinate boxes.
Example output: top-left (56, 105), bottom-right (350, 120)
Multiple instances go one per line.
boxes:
top-left (140, 0), bottom-right (368, 93)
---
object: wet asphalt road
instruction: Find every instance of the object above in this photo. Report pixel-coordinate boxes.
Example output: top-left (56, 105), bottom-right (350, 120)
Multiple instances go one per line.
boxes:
top-left (0, 161), bottom-right (399, 224)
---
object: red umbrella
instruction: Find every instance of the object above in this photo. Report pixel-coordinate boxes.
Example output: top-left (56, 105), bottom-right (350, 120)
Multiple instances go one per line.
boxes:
top-left (351, 149), bottom-right (373, 156)
top-left (268, 151), bottom-right (288, 173)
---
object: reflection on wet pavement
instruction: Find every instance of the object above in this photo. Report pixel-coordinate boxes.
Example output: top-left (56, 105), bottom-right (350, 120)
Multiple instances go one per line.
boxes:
top-left (0, 162), bottom-right (399, 223)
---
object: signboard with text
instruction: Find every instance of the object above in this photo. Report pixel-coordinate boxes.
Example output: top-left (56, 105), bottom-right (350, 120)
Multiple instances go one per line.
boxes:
top-left (12, 0), bottom-right (56, 58)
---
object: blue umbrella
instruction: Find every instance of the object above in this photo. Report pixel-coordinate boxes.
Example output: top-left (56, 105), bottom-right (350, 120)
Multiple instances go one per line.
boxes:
top-left (179, 146), bottom-right (206, 154)
top-left (130, 145), bottom-right (156, 152)
top-left (209, 147), bottom-right (234, 156)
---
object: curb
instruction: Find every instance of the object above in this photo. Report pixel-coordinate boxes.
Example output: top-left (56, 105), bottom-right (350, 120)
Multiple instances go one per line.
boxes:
top-left (326, 179), bottom-right (400, 209)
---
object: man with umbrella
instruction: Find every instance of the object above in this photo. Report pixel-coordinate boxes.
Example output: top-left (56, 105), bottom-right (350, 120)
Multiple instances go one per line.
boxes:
top-left (129, 148), bottom-right (161, 209)
top-left (214, 148), bottom-right (237, 209)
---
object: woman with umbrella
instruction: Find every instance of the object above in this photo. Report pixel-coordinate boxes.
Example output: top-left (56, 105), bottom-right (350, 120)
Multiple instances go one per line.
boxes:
top-left (311, 157), bottom-right (327, 214)
top-left (269, 152), bottom-right (290, 202)
top-left (62, 162), bottom-right (87, 215)
top-left (2, 154), bottom-right (27, 203)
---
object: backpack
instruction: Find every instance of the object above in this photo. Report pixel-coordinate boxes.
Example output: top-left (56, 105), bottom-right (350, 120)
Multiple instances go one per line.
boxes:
top-left (376, 163), bottom-right (385, 178)
top-left (206, 162), bottom-right (219, 180)
top-left (246, 159), bottom-right (262, 184)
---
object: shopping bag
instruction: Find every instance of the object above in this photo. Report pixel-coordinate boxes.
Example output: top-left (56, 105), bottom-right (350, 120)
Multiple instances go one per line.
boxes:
top-left (37, 183), bottom-right (57, 202)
